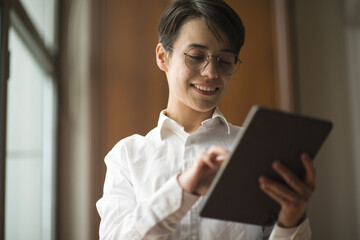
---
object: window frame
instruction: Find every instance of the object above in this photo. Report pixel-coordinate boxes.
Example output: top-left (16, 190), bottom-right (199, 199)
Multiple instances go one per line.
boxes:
top-left (0, 0), bottom-right (10, 239)
top-left (0, 0), bottom-right (58, 239)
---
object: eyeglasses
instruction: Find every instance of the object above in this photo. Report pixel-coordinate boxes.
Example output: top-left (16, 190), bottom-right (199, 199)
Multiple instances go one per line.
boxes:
top-left (165, 46), bottom-right (241, 75)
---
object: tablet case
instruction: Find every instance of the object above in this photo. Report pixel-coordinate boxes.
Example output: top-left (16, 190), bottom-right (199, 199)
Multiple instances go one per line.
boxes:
top-left (199, 105), bottom-right (333, 226)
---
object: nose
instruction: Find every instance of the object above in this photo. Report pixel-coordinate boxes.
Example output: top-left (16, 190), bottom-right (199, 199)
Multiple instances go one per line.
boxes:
top-left (201, 57), bottom-right (219, 79)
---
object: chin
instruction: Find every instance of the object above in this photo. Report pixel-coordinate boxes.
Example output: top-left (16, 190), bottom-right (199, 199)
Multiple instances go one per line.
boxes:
top-left (192, 104), bottom-right (217, 113)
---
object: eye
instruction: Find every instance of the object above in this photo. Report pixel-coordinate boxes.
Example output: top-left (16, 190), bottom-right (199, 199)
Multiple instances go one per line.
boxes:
top-left (188, 54), bottom-right (205, 61)
top-left (218, 59), bottom-right (232, 65)
top-left (186, 48), bottom-right (207, 62)
top-left (218, 54), bottom-right (236, 66)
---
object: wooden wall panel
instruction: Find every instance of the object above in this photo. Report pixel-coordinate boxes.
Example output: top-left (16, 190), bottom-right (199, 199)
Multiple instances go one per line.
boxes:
top-left (103, 0), bottom-right (169, 152)
top-left (219, 0), bottom-right (277, 125)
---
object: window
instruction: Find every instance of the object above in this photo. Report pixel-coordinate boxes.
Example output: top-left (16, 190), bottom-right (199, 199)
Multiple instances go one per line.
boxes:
top-left (5, 27), bottom-right (57, 240)
top-left (19, 0), bottom-right (57, 49)
top-left (0, 1), bottom-right (58, 239)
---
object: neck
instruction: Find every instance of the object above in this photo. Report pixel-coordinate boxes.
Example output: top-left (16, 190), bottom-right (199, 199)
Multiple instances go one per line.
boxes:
top-left (165, 106), bottom-right (215, 134)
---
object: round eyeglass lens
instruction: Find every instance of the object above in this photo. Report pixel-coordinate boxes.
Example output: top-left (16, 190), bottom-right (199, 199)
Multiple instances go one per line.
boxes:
top-left (218, 53), bottom-right (240, 75)
top-left (185, 48), bottom-right (208, 70)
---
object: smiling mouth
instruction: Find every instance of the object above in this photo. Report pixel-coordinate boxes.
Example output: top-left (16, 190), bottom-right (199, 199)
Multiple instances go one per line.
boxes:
top-left (192, 84), bottom-right (218, 92)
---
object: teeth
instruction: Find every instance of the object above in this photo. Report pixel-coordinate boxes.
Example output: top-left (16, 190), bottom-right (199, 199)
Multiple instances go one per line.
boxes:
top-left (193, 84), bottom-right (216, 92)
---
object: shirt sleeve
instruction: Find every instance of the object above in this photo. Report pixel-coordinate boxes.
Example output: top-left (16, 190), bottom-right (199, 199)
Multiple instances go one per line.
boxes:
top-left (96, 145), bottom-right (199, 240)
top-left (269, 218), bottom-right (311, 240)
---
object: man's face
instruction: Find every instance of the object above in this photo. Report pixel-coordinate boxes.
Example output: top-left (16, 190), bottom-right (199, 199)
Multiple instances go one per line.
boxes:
top-left (159, 17), bottom-right (234, 115)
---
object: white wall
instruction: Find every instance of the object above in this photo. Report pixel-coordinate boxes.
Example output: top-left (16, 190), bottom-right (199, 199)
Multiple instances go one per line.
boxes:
top-left (292, 0), bottom-right (360, 239)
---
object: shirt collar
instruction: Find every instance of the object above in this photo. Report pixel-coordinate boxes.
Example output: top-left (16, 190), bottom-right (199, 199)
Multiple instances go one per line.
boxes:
top-left (157, 107), bottom-right (231, 140)
top-left (209, 107), bottom-right (231, 134)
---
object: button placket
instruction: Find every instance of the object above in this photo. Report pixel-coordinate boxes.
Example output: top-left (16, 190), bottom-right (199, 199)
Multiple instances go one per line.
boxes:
top-left (184, 136), bottom-right (200, 240)
top-left (183, 137), bottom-right (193, 171)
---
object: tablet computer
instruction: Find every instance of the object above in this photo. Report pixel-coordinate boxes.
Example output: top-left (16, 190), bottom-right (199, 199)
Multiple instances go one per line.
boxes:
top-left (199, 105), bottom-right (333, 226)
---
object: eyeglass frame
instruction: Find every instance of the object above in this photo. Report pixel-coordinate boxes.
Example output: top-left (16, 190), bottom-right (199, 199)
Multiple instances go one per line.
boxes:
top-left (163, 45), bottom-right (242, 76)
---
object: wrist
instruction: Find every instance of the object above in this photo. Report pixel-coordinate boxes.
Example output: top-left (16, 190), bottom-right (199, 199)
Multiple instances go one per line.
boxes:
top-left (278, 213), bottom-right (307, 228)
top-left (177, 173), bottom-right (199, 195)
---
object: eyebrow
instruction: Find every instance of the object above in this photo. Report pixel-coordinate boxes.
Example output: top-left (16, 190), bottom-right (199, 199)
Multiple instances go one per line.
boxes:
top-left (186, 43), bottom-right (233, 54)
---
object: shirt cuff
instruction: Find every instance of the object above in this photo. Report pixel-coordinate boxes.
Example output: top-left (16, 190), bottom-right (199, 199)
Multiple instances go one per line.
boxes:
top-left (149, 175), bottom-right (199, 222)
top-left (270, 217), bottom-right (311, 240)
top-left (182, 187), bottom-right (201, 207)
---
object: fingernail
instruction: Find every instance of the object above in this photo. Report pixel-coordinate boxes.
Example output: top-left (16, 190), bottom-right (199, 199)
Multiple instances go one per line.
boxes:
top-left (258, 176), bottom-right (266, 183)
top-left (272, 161), bottom-right (281, 168)
top-left (302, 153), bottom-right (310, 162)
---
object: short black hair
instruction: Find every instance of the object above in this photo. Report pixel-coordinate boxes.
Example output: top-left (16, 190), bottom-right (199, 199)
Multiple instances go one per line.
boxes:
top-left (158, 0), bottom-right (245, 55)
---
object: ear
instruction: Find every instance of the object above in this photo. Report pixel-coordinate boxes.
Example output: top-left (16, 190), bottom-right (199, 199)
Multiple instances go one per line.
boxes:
top-left (156, 43), bottom-right (168, 72)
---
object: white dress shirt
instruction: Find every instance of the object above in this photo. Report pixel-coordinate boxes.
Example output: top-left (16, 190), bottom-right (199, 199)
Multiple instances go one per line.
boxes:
top-left (96, 108), bottom-right (311, 240)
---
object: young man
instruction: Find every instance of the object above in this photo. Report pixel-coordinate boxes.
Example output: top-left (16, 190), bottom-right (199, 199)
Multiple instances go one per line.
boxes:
top-left (96, 0), bottom-right (314, 239)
